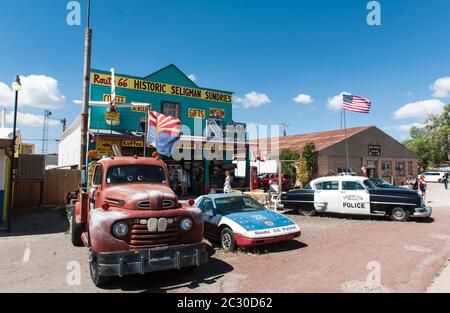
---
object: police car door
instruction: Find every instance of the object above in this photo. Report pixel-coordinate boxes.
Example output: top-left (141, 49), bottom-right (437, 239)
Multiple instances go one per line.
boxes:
top-left (314, 180), bottom-right (341, 213)
top-left (340, 181), bottom-right (371, 215)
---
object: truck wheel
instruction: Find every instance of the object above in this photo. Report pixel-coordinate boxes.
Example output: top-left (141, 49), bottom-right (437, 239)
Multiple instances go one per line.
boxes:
top-left (90, 259), bottom-right (110, 288)
top-left (220, 228), bottom-right (237, 252)
top-left (71, 213), bottom-right (84, 247)
top-left (298, 208), bottom-right (316, 217)
top-left (390, 207), bottom-right (411, 222)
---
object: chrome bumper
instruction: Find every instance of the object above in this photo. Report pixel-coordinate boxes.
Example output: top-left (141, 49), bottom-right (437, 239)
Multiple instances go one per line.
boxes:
top-left (414, 206), bottom-right (432, 218)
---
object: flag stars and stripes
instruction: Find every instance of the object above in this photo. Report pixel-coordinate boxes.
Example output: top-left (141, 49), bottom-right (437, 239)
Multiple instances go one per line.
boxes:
top-left (343, 95), bottom-right (372, 113)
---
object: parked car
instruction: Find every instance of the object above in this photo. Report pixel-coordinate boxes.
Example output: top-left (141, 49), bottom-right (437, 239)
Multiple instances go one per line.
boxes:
top-left (419, 172), bottom-right (447, 183)
top-left (257, 173), bottom-right (294, 191)
top-left (280, 176), bottom-right (432, 222)
top-left (71, 157), bottom-right (208, 287)
top-left (194, 194), bottom-right (301, 252)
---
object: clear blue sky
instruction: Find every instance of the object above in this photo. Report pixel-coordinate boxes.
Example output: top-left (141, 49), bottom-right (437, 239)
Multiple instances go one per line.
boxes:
top-left (1, 0), bottom-right (449, 153)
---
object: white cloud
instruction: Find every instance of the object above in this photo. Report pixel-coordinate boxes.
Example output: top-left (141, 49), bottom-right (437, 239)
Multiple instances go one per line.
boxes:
top-left (293, 93), bottom-right (314, 104)
top-left (0, 75), bottom-right (66, 109)
top-left (327, 91), bottom-right (350, 111)
top-left (188, 74), bottom-right (197, 82)
top-left (235, 92), bottom-right (271, 109)
top-left (430, 77), bottom-right (450, 98)
top-left (5, 111), bottom-right (61, 128)
top-left (390, 123), bottom-right (427, 132)
top-left (393, 99), bottom-right (445, 119)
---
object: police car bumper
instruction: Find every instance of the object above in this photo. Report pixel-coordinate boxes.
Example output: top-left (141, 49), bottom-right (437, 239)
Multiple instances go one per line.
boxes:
top-left (414, 206), bottom-right (432, 218)
top-left (91, 243), bottom-right (208, 277)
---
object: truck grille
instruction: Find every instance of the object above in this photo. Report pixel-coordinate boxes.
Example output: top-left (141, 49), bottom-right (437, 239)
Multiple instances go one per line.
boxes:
top-left (138, 200), bottom-right (175, 209)
top-left (128, 221), bottom-right (180, 249)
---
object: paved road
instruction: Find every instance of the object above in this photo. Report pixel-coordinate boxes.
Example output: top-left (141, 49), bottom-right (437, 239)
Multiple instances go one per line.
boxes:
top-left (0, 184), bottom-right (449, 293)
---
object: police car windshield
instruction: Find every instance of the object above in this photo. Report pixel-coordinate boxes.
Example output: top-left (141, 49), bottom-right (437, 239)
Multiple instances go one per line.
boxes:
top-left (363, 179), bottom-right (379, 190)
top-left (106, 165), bottom-right (167, 185)
top-left (214, 196), bottom-right (265, 215)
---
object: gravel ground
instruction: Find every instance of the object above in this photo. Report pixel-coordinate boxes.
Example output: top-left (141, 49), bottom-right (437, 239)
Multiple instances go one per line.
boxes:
top-left (0, 184), bottom-right (449, 293)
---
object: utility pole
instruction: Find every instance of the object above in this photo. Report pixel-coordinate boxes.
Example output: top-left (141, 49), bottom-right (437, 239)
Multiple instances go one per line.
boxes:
top-left (61, 118), bottom-right (67, 132)
top-left (281, 123), bottom-right (289, 137)
top-left (42, 110), bottom-right (52, 155)
top-left (80, 0), bottom-right (92, 186)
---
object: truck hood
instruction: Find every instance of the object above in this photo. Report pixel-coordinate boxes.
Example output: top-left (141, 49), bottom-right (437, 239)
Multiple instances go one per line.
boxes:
top-left (102, 184), bottom-right (179, 210)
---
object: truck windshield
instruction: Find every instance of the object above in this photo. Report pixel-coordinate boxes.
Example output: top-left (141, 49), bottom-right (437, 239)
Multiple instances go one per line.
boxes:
top-left (215, 196), bottom-right (266, 215)
top-left (106, 165), bottom-right (167, 185)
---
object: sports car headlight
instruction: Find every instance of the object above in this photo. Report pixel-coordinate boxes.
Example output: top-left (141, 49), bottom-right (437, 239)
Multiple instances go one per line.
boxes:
top-left (180, 218), bottom-right (193, 231)
top-left (112, 222), bottom-right (129, 237)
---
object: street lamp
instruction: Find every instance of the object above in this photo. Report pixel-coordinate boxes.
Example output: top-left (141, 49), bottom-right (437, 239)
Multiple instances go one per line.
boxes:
top-left (7, 75), bottom-right (21, 233)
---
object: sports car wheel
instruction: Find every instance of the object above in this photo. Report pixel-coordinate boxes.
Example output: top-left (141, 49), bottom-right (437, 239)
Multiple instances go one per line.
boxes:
top-left (298, 207), bottom-right (317, 217)
top-left (220, 228), bottom-right (237, 252)
top-left (390, 207), bottom-right (411, 222)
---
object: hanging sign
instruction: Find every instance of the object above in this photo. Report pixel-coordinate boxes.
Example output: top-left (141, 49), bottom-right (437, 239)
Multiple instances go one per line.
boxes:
top-left (209, 108), bottom-right (226, 119)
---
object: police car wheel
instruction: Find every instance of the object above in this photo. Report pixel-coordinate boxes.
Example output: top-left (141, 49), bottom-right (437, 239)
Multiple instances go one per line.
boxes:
top-left (390, 207), bottom-right (411, 222)
top-left (221, 228), bottom-right (237, 252)
top-left (89, 259), bottom-right (110, 287)
top-left (298, 208), bottom-right (316, 217)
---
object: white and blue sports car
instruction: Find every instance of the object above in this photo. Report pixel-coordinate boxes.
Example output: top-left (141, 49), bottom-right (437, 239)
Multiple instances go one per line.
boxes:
top-left (194, 194), bottom-right (301, 252)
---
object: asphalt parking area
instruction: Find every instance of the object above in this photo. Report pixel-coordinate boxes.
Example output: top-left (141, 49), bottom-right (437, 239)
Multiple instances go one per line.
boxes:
top-left (0, 185), bottom-right (449, 293)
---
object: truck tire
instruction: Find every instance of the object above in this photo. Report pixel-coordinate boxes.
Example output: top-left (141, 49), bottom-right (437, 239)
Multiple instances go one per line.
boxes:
top-left (390, 207), bottom-right (411, 222)
top-left (220, 228), bottom-right (237, 252)
top-left (90, 259), bottom-right (110, 288)
top-left (71, 213), bottom-right (84, 247)
top-left (298, 207), bottom-right (317, 217)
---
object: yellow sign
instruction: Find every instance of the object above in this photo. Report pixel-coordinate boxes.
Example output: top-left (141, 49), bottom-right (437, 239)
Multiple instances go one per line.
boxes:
top-left (92, 73), bottom-right (233, 104)
top-left (209, 108), bottom-right (226, 119)
top-left (131, 104), bottom-right (152, 112)
top-left (188, 108), bottom-right (206, 119)
top-left (105, 111), bottom-right (120, 122)
top-left (103, 94), bottom-right (127, 103)
top-left (97, 138), bottom-right (121, 157)
top-left (122, 140), bottom-right (144, 148)
top-left (177, 142), bottom-right (235, 151)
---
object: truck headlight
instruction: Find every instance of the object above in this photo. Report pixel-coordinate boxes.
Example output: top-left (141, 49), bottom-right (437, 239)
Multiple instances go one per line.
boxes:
top-left (180, 218), bottom-right (193, 231)
top-left (112, 222), bottom-right (129, 237)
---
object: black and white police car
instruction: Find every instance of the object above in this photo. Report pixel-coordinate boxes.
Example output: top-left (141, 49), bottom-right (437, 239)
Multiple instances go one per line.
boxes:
top-left (280, 176), bottom-right (432, 222)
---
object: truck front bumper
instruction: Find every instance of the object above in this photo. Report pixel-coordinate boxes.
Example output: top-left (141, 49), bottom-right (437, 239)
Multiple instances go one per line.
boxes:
top-left (414, 206), bottom-right (432, 218)
top-left (92, 243), bottom-right (208, 277)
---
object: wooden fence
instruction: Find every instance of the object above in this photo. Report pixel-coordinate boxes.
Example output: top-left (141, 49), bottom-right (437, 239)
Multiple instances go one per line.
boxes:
top-left (13, 169), bottom-right (81, 209)
top-left (42, 169), bottom-right (81, 206)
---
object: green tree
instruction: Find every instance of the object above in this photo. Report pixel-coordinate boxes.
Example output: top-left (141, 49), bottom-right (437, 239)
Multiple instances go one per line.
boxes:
top-left (280, 149), bottom-right (301, 178)
top-left (404, 104), bottom-right (450, 169)
top-left (302, 141), bottom-right (318, 181)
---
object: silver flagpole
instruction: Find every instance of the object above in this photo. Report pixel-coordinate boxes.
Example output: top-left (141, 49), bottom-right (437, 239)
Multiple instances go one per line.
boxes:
top-left (343, 108), bottom-right (350, 171)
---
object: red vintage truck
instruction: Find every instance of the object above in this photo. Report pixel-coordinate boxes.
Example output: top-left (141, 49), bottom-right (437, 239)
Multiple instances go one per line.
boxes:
top-left (71, 156), bottom-right (208, 286)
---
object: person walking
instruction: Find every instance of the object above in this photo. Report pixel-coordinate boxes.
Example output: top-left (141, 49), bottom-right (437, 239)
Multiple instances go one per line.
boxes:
top-left (224, 171), bottom-right (233, 194)
top-left (443, 173), bottom-right (449, 190)
top-left (418, 175), bottom-right (428, 202)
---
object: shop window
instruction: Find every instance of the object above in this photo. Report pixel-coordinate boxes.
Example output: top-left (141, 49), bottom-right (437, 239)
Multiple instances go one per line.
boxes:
top-left (382, 162), bottom-right (392, 177)
top-left (396, 162), bottom-right (405, 177)
top-left (161, 102), bottom-right (181, 119)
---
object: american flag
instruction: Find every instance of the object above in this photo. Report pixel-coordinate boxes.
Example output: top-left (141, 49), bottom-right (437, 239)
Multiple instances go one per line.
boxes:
top-left (343, 94), bottom-right (372, 113)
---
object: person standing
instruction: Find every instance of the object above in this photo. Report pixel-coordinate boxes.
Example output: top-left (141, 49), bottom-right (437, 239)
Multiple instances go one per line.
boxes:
top-left (178, 167), bottom-right (187, 197)
top-left (224, 171), bottom-right (233, 194)
top-left (418, 175), bottom-right (428, 202)
top-left (443, 173), bottom-right (449, 190)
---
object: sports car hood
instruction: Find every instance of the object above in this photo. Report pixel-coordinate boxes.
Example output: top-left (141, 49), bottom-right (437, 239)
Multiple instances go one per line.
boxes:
top-left (225, 209), bottom-right (296, 231)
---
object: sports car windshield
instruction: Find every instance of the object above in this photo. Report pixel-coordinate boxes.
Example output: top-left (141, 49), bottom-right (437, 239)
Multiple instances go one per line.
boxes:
top-left (214, 196), bottom-right (266, 215)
